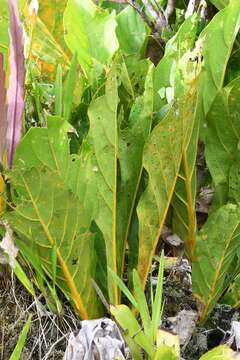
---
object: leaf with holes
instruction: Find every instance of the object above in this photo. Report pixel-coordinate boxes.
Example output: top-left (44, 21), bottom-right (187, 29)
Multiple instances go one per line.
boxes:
top-left (137, 82), bottom-right (199, 286)
top-left (84, 68), bottom-right (119, 304)
top-left (118, 64), bottom-right (153, 276)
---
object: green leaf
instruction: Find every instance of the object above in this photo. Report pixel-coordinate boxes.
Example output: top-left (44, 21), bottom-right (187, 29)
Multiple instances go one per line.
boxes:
top-left (63, 53), bottom-right (78, 121)
top-left (199, 345), bottom-right (240, 360)
top-left (85, 69), bottom-right (119, 303)
top-left (116, 5), bottom-right (146, 56)
top-left (14, 260), bottom-right (35, 297)
top-left (133, 269), bottom-right (152, 341)
top-left (152, 251), bottom-right (164, 344)
top-left (0, 0), bottom-right (9, 55)
top-left (54, 64), bottom-right (63, 116)
top-left (153, 345), bottom-right (177, 360)
top-left (209, 0), bottom-right (229, 10)
top-left (153, 14), bottom-right (199, 112)
top-left (192, 204), bottom-right (240, 322)
top-left (137, 83), bottom-right (198, 288)
top-left (199, 0), bottom-right (240, 119)
top-left (6, 117), bottom-right (102, 319)
top-left (64, 0), bottom-right (119, 79)
top-left (118, 64), bottom-right (153, 275)
top-left (108, 267), bottom-right (138, 308)
top-left (9, 315), bottom-right (32, 360)
top-left (168, 1), bottom-right (240, 257)
top-left (110, 304), bottom-right (155, 357)
top-left (221, 273), bottom-right (240, 307)
top-left (171, 98), bottom-right (199, 259)
top-left (205, 78), bottom-right (240, 208)
top-left (169, 37), bottom-right (203, 259)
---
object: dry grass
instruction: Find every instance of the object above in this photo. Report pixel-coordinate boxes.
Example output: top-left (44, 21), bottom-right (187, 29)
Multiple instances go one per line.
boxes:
top-left (0, 266), bottom-right (80, 360)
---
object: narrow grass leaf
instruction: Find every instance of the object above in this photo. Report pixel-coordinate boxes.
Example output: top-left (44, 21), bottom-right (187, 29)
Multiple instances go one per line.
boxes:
top-left (133, 269), bottom-right (152, 341)
top-left (152, 251), bottom-right (164, 343)
top-left (14, 261), bottom-right (35, 297)
top-left (108, 267), bottom-right (138, 308)
top-left (9, 314), bottom-right (32, 360)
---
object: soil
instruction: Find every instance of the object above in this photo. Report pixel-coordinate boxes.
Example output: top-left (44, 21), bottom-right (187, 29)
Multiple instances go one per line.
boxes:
top-left (163, 277), bottom-right (240, 360)
top-left (0, 263), bottom-right (239, 360)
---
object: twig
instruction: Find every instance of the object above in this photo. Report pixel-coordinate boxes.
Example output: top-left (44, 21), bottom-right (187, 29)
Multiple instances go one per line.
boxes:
top-left (126, 0), bottom-right (156, 32)
top-left (164, 0), bottom-right (176, 21)
top-left (142, 0), bottom-right (168, 33)
top-left (42, 334), bottom-right (69, 360)
top-left (185, 0), bottom-right (200, 18)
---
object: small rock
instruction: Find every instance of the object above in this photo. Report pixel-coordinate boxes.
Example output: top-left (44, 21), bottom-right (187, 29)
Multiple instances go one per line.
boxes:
top-left (165, 310), bottom-right (198, 347)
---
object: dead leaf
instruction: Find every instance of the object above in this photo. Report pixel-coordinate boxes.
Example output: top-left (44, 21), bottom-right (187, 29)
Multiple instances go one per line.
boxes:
top-left (0, 221), bottom-right (18, 267)
top-left (64, 318), bottom-right (126, 360)
top-left (165, 310), bottom-right (198, 347)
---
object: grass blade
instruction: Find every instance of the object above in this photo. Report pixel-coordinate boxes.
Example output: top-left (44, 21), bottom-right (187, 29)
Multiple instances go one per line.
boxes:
top-left (151, 251), bottom-right (164, 343)
top-left (133, 269), bottom-right (152, 342)
top-left (9, 314), bottom-right (32, 360)
top-left (108, 267), bottom-right (138, 308)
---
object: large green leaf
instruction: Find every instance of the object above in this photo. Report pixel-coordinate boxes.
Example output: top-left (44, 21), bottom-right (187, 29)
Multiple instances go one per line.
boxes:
top-left (205, 77), bottom-right (240, 208)
top-left (153, 14), bottom-right (199, 112)
top-left (5, 117), bottom-right (102, 319)
top-left (137, 83), bottom-right (198, 286)
top-left (199, 0), bottom-right (240, 118)
top-left (85, 69), bottom-right (119, 303)
top-left (221, 273), bottom-right (240, 307)
top-left (116, 5), bottom-right (146, 57)
top-left (118, 64), bottom-right (153, 274)
top-left (192, 204), bottom-right (240, 322)
top-left (171, 88), bottom-right (200, 259)
top-left (209, 0), bottom-right (229, 10)
top-left (64, 0), bottom-right (119, 79)
top-left (171, 0), bottom-right (240, 257)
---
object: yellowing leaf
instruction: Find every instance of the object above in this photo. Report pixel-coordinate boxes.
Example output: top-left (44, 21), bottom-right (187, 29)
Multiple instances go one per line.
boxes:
top-left (137, 86), bottom-right (198, 286)
top-left (5, 117), bottom-right (102, 319)
top-left (38, 0), bottom-right (67, 49)
top-left (199, 345), bottom-right (240, 360)
top-left (157, 330), bottom-right (180, 356)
